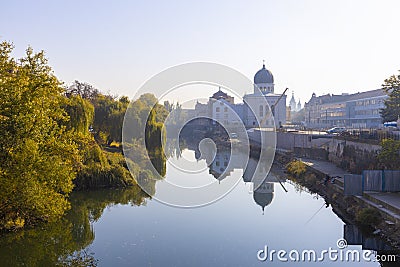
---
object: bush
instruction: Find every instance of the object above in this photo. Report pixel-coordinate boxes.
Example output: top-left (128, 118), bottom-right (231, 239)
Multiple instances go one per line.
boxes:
top-left (304, 173), bottom-right (317, 185)
top-left (286, 160), bottom-right (307, 177)
top-left (74, 145), bottom-right (135, 190)
top-left (356, 208), bottom-right (381, 225)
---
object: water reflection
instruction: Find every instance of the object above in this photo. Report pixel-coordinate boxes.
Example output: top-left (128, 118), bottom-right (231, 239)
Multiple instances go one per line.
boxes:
top-left (344, 225), bottom-right (399, 266)
top-left (1, 140), bottom-right (399, 266)
top-left (188, 139), bottom-right (284, 213)
top-left (0, 186), bottom-right (149, 266)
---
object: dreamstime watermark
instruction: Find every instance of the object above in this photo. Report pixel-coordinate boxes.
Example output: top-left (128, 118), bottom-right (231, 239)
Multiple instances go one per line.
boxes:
top-left (122, 62), bottom-right (276, 207)
top-left (257, 239), bottom-right (397, 263)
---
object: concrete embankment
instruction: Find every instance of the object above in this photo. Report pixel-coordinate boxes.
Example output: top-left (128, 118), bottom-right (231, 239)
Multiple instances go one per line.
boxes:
top-left (276, 131), bottom-right (381, 173)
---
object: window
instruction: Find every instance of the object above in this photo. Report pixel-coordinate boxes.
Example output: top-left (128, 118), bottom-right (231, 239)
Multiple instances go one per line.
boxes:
top-left (216, 161), bottom-right (220, 166)
top-left (216, 107), bottom-right (220, 112)
top-left (259, 105), bottom-right (264, 117)
top-left (224, 107), bottom-right (228, 112)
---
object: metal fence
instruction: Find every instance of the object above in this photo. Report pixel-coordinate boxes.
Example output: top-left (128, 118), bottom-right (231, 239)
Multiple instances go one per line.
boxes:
top-left (363, 170), bottom-right (383, 191)
top-left (344, 170), bottom-right (400, 196)
top-left (344, 174), bottom-right (363, 196)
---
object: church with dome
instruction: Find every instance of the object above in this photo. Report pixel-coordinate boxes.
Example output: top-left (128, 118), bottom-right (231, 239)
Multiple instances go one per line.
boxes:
top-left (192, 62), bottom-right (287, 128)
top-left (243, 63), bottom-right (287, 128)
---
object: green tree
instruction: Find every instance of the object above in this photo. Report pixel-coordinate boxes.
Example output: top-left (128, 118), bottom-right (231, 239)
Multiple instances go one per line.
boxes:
top-left (381, 71), bottom-right (400, 122)
top-left (0, 42), bottom-right (80, 229)
top-left (108, 96), bottom-right (130, 143)
top-left (62, 95), bottom-right (94, 135)
top-left (378, 139), bottom-right (400, 169)
top-left (65, 80), bottom-right (99, 101)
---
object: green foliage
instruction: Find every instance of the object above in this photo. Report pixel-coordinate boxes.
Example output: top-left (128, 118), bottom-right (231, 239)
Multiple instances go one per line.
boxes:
top-left (378, 139), bottom-right (400, 169)
top-left (286, 160), bottom-right (307, 177)
top-left (62, 95), bottom-right (94, 134)
top-left (381, 72), bottom-right (400, 122)
top-left (355, 208), bottom-right (381, 226)
top-left (0, 41), bottom-right (167, 231)
top-left (0, 41), bottom-right (80, 229)
top-left (65, 80), bottom-right (131, 145)
top-left (65, 80), bottom-right (99, 101)
top-left (145, 108), bottom-right (164, 150)
top-left (74, 150), bottom-right (135, 190)
top-left (163, 101), bottom-right (186, 126)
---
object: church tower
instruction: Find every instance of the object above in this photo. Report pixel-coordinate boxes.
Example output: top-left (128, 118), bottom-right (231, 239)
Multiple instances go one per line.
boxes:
top-left (290, 91), bottom-right (296, 111)
top-left (253, 61), bottom-right (274, 94)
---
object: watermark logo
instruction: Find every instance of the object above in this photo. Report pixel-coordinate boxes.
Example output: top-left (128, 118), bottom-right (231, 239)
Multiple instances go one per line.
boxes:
top-left (257, 239), bottom-right (397, 263)
top-left (336, 238), bottom-right (348, 249)
top-left (122, 62), bottom-right (277, 207)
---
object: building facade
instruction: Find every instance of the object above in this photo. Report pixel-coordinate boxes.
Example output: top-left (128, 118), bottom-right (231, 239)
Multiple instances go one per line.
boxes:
top-left (191, 63), bottom-right (287, 129)
top-left (243, 63), bottom-right (287, 128)
top-left (304, 89), bottom-right (388, 129)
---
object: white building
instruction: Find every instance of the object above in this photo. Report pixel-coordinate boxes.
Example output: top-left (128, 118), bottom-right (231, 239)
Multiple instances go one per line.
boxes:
top-left (210, 89), bottom-right (243, 127)
top-left (243, 63), bottom-right (287, 128)
top-left (191, 63), bottom-right (287, 128)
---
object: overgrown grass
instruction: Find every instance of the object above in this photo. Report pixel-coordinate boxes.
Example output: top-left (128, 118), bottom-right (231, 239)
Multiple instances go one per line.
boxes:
top-left (74, 150), bottom-right (135, 190)
top-left (356, 208), bottom-right (381, 226)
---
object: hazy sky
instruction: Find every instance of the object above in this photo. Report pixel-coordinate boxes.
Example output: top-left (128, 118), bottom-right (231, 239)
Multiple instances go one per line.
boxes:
top-left (2, 0), bottom-right (400, 105)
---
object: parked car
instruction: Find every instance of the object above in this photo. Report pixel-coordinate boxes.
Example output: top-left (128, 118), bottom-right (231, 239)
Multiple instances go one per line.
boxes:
top-left (384, 121), bottom-right (398, 130)
top-left (326, 127), bottom-right (347, 134)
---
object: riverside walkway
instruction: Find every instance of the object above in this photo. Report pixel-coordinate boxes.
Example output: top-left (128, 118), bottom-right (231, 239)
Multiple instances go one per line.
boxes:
top-left (298, 157), bottom-right (400, 222)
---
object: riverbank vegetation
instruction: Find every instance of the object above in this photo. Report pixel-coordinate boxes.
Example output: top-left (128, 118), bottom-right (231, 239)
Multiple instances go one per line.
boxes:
top-left (381, 71), bottom-right (400, 123)
top-left (0, 41), bottom-right (166, 230)
top-left (378, 139), bottom-right (400, 170)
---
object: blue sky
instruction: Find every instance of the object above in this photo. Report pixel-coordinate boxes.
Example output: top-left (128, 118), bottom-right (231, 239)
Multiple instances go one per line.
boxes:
top-left (2, 0), bottom-right (400, 105)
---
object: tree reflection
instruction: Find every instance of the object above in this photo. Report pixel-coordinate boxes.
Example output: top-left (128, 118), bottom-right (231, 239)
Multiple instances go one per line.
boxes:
top-left (0, 185), bottom-right (149, 266)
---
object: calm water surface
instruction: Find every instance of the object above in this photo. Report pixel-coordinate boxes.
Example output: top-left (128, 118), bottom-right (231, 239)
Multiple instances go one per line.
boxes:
top-left (0, 149), bottom-right (396, 266)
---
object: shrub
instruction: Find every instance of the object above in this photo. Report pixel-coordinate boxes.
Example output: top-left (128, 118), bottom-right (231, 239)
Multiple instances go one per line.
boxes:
top-left (286, 160), bottom-right (307, 177)
top-left (356, 208), bottom-right (381, 225)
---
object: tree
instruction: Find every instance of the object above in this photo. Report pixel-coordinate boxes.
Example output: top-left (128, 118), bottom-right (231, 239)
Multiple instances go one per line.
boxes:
top-left (65, 80), bottom-right (99, 101)
top-left (381, 71), bottom-right (400, 122)
top-left (0, 42), bottom-right (80, 229)
top-left (62, 95), bottom-right (94, 135)
top-left (378, 139), bottom-right (400, 169)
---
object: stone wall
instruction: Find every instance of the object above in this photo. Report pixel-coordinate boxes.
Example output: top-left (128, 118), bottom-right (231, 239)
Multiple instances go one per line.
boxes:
top-left (276, 132), bottom-right (381, 174)
top-left (328, 139), bottom-right (381, 174)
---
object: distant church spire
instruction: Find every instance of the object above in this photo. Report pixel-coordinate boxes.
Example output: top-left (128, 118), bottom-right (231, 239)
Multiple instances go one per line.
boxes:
top-left (290, 91), bottom-right (297, 111)
top-left (262, 59), bottom-right (265, 68)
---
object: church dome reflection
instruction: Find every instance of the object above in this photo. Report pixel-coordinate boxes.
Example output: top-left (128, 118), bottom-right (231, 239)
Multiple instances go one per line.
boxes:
top-left (253, 181), bottom-right (274, 214)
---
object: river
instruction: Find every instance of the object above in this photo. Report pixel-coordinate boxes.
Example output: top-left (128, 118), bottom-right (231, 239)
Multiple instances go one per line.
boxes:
top-left (0, 148), bottom-right (397, 266)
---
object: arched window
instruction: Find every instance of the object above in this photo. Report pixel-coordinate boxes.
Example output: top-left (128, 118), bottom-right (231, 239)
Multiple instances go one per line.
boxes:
top-left (259, 105), bottom-right (263, 117)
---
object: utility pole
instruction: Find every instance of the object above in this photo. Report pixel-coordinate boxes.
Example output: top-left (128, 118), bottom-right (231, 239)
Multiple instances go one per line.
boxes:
top-left (259, 88), bottom-right (289, 128)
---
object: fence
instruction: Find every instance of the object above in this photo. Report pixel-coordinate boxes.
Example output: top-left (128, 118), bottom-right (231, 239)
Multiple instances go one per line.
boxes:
top-left (339, 129), bottom-right (400, 142)
top-left (344, 170), bottom-right (400, 196)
